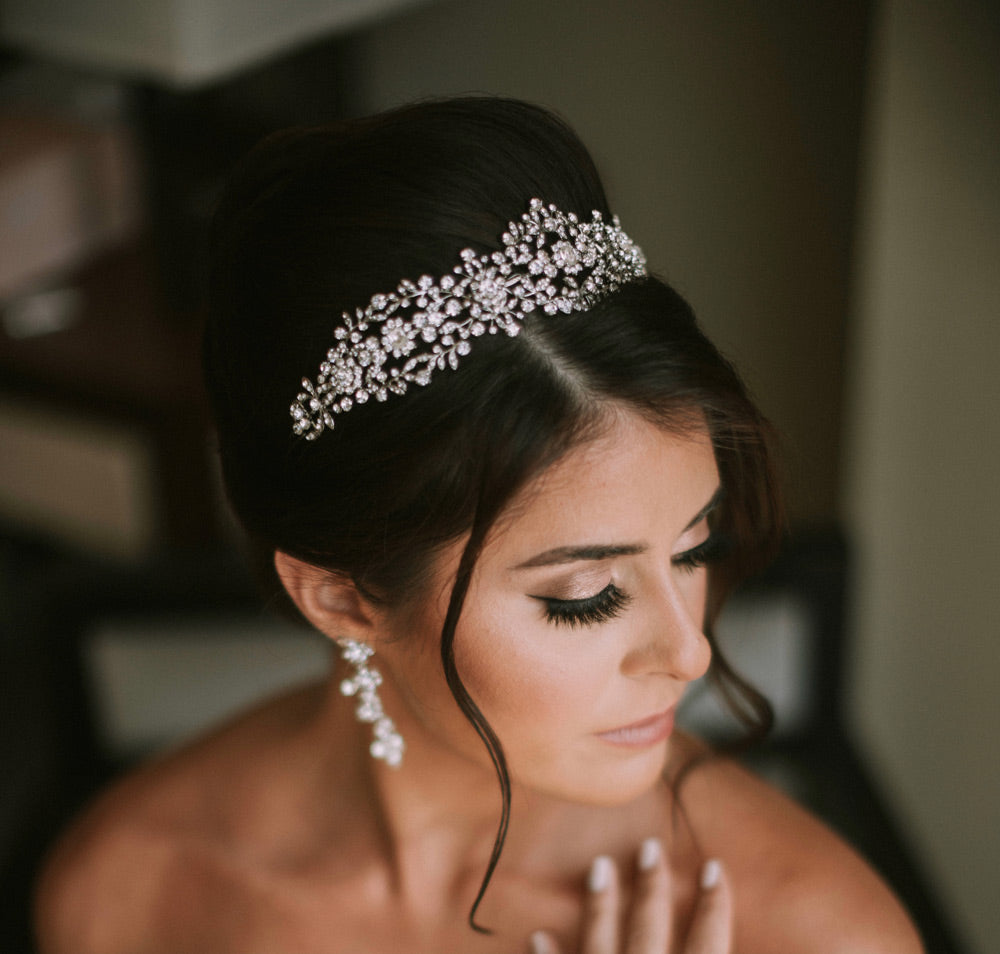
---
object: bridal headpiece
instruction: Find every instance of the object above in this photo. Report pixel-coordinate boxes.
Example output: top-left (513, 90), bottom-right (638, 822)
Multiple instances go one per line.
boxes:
top-left (290, 199), bottom-right (647, 440)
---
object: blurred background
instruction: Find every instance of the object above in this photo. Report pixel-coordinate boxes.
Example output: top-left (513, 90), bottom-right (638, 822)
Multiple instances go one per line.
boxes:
top-left (0, 0), bottom-right (996, 951)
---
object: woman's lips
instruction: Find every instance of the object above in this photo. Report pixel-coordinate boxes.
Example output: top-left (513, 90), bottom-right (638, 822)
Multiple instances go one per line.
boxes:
top-left (595, 708), bottom-right (675, 747)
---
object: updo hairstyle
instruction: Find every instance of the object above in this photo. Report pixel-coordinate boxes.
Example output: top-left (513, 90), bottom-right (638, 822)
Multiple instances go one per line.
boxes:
top-left (204, 96), bottom-right (783, 928)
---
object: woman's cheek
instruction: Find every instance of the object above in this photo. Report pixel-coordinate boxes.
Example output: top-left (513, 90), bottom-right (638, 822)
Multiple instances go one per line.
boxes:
top-left (456, 606), bottom-right (608, 737)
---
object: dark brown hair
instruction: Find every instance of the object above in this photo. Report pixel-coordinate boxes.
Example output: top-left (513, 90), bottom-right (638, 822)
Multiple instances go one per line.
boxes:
top-left (204, 96), bottom-right (783, 930)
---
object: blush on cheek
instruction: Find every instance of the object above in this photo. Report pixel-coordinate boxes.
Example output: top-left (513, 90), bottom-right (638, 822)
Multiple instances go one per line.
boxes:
top-left (454, 618), bottom-right (603, 760)
top-left (456, 642), bottom-right (562, 720)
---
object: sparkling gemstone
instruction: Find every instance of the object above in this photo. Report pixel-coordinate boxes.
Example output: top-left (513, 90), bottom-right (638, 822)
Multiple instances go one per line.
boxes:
top-left (382, 323), bottom-right (413, 357)
top-left (552, 241), bottom-right (579, 268)
top-left (293, 202), bottom-right (648, 441)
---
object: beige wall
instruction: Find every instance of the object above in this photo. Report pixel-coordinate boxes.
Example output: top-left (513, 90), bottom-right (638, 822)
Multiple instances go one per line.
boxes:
top-left (844, 2), bottom-right (1000, 952)
top-left (353, 0), bottom-right (867, 523)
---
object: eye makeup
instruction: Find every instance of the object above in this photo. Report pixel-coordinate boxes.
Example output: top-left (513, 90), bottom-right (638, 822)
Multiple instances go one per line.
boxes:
top-left (537, 582), bottom-right (632, 628)
top-left (672, 530), bottom-right (731, 573)
top-left (532, 530), bottom-right (731, 627)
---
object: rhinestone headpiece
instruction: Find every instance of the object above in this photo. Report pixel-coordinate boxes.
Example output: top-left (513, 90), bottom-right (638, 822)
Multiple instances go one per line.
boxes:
top-left (290, 198), bottom-right (647, 440)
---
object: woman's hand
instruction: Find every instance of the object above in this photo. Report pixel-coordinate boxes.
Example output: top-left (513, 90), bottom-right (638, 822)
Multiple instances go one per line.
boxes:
top-left (530, 839), bottom-right (732, 954)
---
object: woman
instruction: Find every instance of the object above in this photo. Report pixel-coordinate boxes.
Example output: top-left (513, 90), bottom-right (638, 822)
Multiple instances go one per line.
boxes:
top-left (34, 97), bottom-right (922, 953)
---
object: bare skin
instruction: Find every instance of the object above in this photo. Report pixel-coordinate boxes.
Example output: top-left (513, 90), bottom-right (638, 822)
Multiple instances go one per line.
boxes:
top-left (34, 417), bottom-right (924, 953)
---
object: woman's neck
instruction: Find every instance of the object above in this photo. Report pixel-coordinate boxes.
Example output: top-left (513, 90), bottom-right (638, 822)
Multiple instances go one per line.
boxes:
top-left (289, 670), bottom-right (675, 918)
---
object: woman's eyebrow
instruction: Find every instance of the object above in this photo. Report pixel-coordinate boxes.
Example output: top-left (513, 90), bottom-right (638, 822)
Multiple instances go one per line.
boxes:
top-left (683, 484), bottom-right (723, 533)
top-left (512, 543), bottom-right (647, 570)
top-left (511, 484), bottom-right (723, 571)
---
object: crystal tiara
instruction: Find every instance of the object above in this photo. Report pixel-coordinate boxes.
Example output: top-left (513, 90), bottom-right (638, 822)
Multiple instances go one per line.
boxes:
top-left (290, 198), bottom-right (647, 440)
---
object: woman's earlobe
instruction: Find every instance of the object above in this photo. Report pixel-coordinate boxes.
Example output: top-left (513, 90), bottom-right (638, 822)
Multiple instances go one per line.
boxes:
top-left (273, 550), bottom-right (377, 639)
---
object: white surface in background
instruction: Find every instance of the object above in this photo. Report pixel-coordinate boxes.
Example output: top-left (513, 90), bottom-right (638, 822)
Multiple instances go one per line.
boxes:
top-left (679, 590), bottom-right (816, 739)
top-left (85, 615), bottom-right (332, 757)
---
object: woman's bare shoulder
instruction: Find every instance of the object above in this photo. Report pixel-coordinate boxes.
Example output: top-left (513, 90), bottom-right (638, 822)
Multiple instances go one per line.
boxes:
top-left (34, 760), bottom-right (196, 953)
top-left (34, 680), bottom-right (329, 953)
top-left (671, 732), bottom-right (925, 954)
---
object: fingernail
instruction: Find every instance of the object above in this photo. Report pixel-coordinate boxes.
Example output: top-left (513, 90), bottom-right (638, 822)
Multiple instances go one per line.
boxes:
top-left (638, 836), bottom-right (662, 871)
top-left (530, 930), bottom-right (554, 954)
top-left (588, 855), bottom-right (613, 893)
top-left (700, 858), bottom-right (722, 890)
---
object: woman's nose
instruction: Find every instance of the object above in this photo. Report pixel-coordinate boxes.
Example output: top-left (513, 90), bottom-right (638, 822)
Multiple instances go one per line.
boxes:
top-left (620, 579), bottom-right (711, 683)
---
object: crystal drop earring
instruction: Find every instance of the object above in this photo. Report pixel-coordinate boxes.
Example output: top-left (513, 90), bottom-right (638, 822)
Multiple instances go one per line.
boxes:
top-left (337, 639), bottom-right (405, 767)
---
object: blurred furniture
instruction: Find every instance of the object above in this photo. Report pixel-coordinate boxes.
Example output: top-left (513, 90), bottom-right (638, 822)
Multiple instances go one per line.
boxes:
top-left (0, 243), bottom-right (215, 558)
top-left (0, 0), bottom-right (438, 87)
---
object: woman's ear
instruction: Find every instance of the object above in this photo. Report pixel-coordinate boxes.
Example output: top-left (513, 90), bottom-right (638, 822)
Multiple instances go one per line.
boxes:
top-left (274, 551), bottom-right (379, 643)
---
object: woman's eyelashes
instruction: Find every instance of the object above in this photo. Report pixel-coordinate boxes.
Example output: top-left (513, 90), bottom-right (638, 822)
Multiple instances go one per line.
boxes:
top-left (672, 531), bottom-right (730, 573)
top-left (534, 533), bottom-right (730, 627)
top-left (539, 582), bottom-right (632, 628)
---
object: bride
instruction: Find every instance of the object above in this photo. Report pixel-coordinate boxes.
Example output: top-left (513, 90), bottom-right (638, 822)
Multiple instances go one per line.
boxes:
top-left (34, 96), bottom-right (922, 953)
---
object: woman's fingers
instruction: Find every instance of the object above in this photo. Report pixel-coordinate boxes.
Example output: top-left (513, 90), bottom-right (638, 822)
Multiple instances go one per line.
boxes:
top-left (580, 854), bottom-right (621, 954)
top-left (580, 837), bottom-right (673, 954)
top-left (531, 929), bottom-right (560, 954)
top-left (680, 859), bottom-right (733, 954)
top-left (529, 854), bottom-right (623, 954)
top-left (530, 845), bottom-right (732, 954)
top-left (623, 837), bottom-right (672, 954)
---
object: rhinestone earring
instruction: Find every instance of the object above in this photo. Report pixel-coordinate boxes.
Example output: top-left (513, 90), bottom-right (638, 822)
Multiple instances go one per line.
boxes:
top-left (337, 639), bottom-right (405, 767)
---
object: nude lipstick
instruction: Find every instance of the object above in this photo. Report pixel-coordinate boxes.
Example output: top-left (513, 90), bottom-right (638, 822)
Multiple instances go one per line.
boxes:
top-left (595, 708), bottom-right (675, 748)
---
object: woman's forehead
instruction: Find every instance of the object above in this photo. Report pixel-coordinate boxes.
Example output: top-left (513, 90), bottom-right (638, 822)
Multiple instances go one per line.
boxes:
top-left (486, 416), bottom-right (718, 557)
top-left (405, 415), bottom-right (718, 620)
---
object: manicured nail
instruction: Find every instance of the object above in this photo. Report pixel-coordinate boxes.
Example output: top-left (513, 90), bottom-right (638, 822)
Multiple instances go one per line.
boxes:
top-left (530, 930), bottom-right (555, 954)
top-left (638, 836), bottom-right (662, 871)
top-left (700, 858), bottom-right (722, 890)
top-left (588, 855), bottom-right (613, 893)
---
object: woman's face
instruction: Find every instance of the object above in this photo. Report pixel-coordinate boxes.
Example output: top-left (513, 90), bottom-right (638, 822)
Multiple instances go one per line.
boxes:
top-left (379, 412), bottom-right (719, 806)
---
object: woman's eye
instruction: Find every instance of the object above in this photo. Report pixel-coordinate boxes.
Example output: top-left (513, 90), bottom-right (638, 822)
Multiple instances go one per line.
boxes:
top-left (538, 582), bottom-right (631, 628)
top-left (672, 532), bottom-right (731, 574)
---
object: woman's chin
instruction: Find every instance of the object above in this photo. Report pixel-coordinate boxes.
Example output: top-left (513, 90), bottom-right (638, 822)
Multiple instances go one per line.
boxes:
top-left (518, 743), bottom-right (671, 808)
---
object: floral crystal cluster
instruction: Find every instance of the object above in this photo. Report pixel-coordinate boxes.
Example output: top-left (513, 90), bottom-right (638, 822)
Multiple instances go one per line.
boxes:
top-left (290, 199), bottom-right (647, 440)
top-left (338, 639), bottom-right (405, 768)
